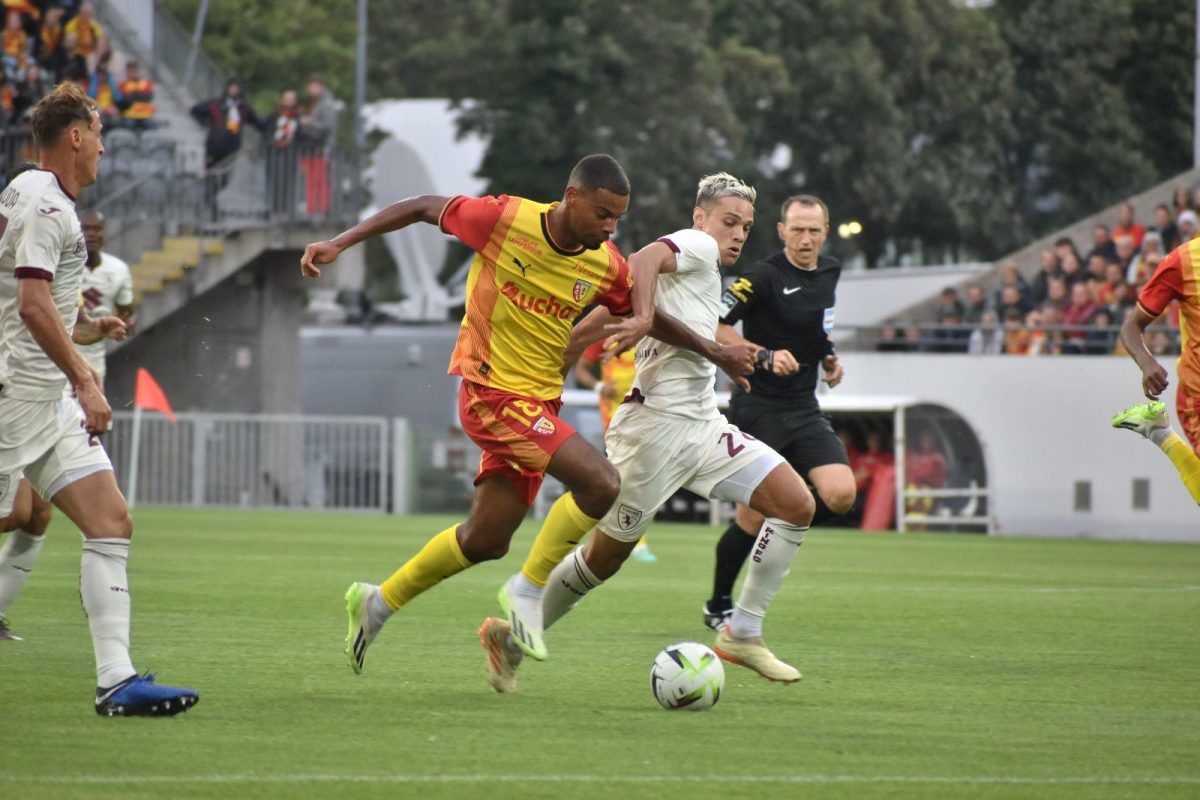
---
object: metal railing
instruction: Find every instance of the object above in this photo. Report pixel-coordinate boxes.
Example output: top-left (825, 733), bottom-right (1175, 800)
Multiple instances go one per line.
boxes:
top-left (107, 410), bottom-right (391, 512)
top-left (837, 322), bottom-right (1181, 355)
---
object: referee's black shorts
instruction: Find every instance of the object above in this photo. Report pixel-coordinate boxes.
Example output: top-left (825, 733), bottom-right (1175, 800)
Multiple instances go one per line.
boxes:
top-left (727, 394), bottom-right (848, 477)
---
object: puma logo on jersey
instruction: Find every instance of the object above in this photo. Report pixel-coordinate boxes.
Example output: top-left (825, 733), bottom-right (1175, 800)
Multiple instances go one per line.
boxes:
top-left (783, 286), bottom-right (802, 295)
top-left (512, 257), bottom-right (531, 276)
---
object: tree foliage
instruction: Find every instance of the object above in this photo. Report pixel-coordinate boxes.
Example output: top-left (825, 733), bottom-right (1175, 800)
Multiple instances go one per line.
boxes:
top-left (161, 0), bottom-right (1195, 267)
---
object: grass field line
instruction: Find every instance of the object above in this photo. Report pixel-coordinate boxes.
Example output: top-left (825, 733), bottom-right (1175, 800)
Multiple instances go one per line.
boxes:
top-left (811, 583), bottom-right (1200, 593)
top-left (6, 774), bottom-right (1200, 786)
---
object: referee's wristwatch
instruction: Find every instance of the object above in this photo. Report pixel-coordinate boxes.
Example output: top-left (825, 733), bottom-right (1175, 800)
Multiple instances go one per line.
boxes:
top-left (754, 348), bottom-right (775, 372)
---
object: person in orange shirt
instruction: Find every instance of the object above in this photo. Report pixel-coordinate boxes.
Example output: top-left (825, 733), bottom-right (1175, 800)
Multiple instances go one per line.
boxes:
top-left (64, 1), bottom-right (105, 67)
top-left (1112, 238), bottom-right (1200, 504)
top-left (118, 61), bottom-right (155, 130)
top-left (298, 155), bottom-right (753, 675)
top-left (2, 11), bottom-right (27, 67)
top-left (574, 340), bottom-right (656, 562)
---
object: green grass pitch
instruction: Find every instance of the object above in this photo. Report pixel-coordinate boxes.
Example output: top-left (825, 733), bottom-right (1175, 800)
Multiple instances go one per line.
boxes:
top-left (2, 508), bottom-right (1199, 800)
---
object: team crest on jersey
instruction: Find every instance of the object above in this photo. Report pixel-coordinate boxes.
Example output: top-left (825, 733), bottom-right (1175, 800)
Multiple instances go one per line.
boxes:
top-left (616, 504), bottom-right (642, 531)
top-left (532, 416), bottom-right (556, 435)
top-left (572, 279), bottom-right (592, 303)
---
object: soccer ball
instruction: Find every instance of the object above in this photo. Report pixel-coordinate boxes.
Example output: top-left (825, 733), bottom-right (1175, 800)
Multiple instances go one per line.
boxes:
top-left (650, 641), bottom-right (725, 711)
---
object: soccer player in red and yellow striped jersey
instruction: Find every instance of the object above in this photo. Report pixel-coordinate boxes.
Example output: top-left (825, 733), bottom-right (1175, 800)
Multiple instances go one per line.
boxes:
top-left (1112, 237), bottom-right (1200, 505)
top-left (300, 155), bottom-right (652, 674)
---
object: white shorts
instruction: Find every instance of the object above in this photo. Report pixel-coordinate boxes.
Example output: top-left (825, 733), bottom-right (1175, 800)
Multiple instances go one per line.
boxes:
top-left (597, 403), bottom-right (785, 542)
top-left (0, 395), bottom-right (113, 517)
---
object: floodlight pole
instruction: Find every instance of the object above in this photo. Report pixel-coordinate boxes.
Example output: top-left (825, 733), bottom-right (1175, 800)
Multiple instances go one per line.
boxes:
top-left (354, 0), bottom-right (368, 216)
top-left (183, 0), bottom-right (211, 96)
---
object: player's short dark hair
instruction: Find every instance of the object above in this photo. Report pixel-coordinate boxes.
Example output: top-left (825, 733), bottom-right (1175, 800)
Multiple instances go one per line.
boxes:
top-left (780, 194), bottom-right (828, 225)
top-left (567, 154), bottom-right (630, 197)
top-left (30, 82), bottom-right (96, 149)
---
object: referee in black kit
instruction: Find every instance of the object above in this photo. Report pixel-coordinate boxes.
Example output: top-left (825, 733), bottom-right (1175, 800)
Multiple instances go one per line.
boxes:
top-left (702, 193), bottom-right (856, 631)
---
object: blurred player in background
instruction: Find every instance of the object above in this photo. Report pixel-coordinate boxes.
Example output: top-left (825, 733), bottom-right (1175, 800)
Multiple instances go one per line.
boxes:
top-left (701, 194), bottom-right (854, 631)
top-left (302, 155), bottom-right (754, 676)
top-left (573, 341), bottom-right (656, 562)
top-left (0, 83), bottom-right (197, 714)
top-left (77, 210), bottom-right (134, 387)
top-left (485, 173), bottom-right (811, 692)
top-left (1111, 237), bottom-right (1200, 505)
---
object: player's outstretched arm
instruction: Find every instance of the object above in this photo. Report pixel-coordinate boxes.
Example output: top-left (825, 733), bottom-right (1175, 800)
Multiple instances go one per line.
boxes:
top-left (649, 309), bottom-right (755, 391)
top-left (17, 278), bottom-right (111, 433)
top-left (602, 241), bottom-right (677, 354)
top-left (1119, 308), bottom-right (1169, 399)
top-left (300, 194), bottom-right (450, 278)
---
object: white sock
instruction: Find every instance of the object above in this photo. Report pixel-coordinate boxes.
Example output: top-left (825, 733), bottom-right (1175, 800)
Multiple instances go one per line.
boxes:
top-left (0, 530), bottom-right (45, 614)
top-left (729, 519), bottom-right (807, 639)
top-left (542, 546), bottom-right (603, 630)
top-left (1149, 425), bottom-right (1173, 448)
top-left (503, 572), bottom-right (546, 650)
top-left (367, 585), bottom-right (393, 633)
top-left (80, 538), bottom-right (136, 688)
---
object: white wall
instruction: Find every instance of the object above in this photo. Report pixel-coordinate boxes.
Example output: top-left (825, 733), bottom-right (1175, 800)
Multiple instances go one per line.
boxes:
top-left (834, 353), bottom-right (1198, 541)
top-left (102, 0), bottom-right (154, 52)
top-left (835, 264), bottom-right (991, 326)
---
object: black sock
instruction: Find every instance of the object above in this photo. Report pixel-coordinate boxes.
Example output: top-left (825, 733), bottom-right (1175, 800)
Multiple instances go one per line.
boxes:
top-left (708, 522), bottom-right (756, 611)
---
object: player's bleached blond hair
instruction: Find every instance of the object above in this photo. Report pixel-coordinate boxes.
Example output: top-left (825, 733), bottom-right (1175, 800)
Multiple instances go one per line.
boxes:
top-left (695, 172), bottom-right (756, 211)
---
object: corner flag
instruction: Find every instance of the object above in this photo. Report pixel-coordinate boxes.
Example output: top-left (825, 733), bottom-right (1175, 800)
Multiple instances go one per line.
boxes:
top-left (134, 367), bottom-right (175, 422)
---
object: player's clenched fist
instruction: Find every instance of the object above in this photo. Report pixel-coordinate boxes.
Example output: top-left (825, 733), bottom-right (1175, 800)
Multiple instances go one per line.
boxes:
top-left (300, 240), bottom-right (343, 278)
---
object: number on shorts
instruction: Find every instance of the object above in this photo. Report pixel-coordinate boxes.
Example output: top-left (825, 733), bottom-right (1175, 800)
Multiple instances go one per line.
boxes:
top-left (720, 431), bottom-right (750, 458)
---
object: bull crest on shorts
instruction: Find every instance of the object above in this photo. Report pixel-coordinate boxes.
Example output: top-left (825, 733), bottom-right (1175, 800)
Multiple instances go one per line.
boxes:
top-left (617, 503), bottom-right (642, 531)
top-left (572, 279), bottom-right (591, 304)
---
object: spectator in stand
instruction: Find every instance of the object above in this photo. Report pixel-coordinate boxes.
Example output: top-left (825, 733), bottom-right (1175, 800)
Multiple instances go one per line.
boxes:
top-left (1114, 236), bottom-right (1137, 279)
top-left (64, 0), bottom-right (104, 70)
top-left (903, 324), bottom-right (925, 352)
top-left (1027, 305), bottom-right (1062, 356)
top-left (62, 52), bottom-right (87, 90)
top-left (1086, 252), bottom-right (1112, 284)
top-left (296, 75), bottom-right (338, 216)
top-left (1097, 261), bottom-right (1131, 310)
top-left (1125, 231), bottom-right (1154, 285)
top-left (932, 306), bottom-right (970, 353)
top-left (1088, 308), bottom-right (1117, 355)
top-left (1192, 186), bottom-right (1200, 214)
top-left (12, 61), bottom-right (46, 120)
top-left (996, 261), bottom-right (1031, 310)
top-left (191, 77), bottom-right (263, 169)
top-left (87, 52), bottom-right (121, 126)
top-left (118, 60), bottom-right (155, 130)
top-left (996, 284), bottom-right (1028, 321)
top-left (1112, 202), bottom-right (1146, 250)
top-left (1031, 247), bottom-right (1062, 305)
top-left (1086, 223), bottom-right (1118, 264)
top-left (967, 309), bottom-right (1002, 355)
top-left (1043, 275), bottom-right (1069, 312)
top-left (265, 89), bottom-right (300, 215)
top-left (936, 286), bottom-right (964, 318)
top-left (962, 283), bottom-right (990, 324)
top-left (1061, 281), bottom-right (1098, 354)
top-left (2, 10), bottom-right (27, 80)
top-left (1002, 307), bottom-right (1032, 354)
top-left (0, 69), bottom-right (13, 123)
top-left (1054, 236), bottom-right (1083, 268)
top-left (1172, 186), bottom-right (1192, 218)
top-left (37, 5), bottom-right (66, 79)
top-left (1136, 249), bottom-right (1163, 291)
top-left (1153, 204), bottom-right (1180, 252)
top-left (1178, 209), bottom-right (1198, 244)
top-left (1060, 248), bottom-right (1085, 288)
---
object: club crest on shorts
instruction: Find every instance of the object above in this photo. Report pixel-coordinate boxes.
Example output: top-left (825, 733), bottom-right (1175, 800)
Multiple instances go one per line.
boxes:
top-left (617, 503), bottom-right (642, 531)
top-left (531, 416), bottom-right (556, 435)
top-left (572, 279), bottom-right (591, 303)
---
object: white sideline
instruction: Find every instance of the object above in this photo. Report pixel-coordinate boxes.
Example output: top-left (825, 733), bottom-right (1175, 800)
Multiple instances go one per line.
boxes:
top-left (5, 774), bottom-right (1200, 786)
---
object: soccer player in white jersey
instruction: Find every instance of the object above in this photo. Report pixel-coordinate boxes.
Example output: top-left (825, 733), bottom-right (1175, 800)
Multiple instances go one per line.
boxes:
top-left (483, 174), bottom-right (817, 689)
top-left (78, 209), bottom-right (134, 386)
top-left (0, 83), bottom-right (196, 714)
top-left (0, 206), bottom-right (134, 641)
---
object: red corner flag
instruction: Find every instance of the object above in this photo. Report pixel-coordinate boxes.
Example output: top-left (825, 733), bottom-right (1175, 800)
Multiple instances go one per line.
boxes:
top-left (134, 367), bottom-right (176, 422)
